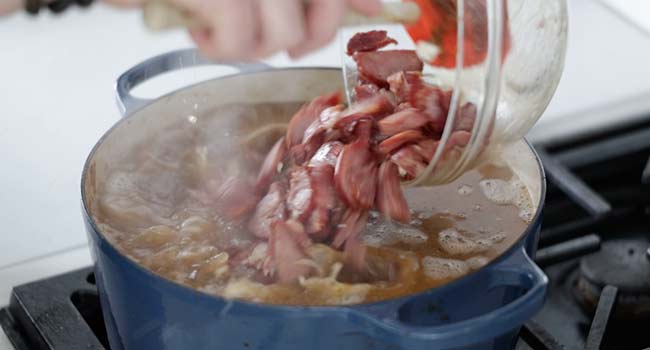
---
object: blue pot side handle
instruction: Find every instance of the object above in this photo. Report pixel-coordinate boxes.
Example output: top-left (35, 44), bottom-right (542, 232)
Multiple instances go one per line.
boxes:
top-left (352, 247), bottom-right (548, 349)
top-left (115, 48), bottom-right (271, 117)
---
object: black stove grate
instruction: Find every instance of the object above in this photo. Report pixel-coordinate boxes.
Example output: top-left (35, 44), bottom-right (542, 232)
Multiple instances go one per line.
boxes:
top-left (0, 268), bottom-right (107, 350)
top-left (2, 119), bottom-right (650, 350)
top-left (530, 118), bottom-right (650, 350)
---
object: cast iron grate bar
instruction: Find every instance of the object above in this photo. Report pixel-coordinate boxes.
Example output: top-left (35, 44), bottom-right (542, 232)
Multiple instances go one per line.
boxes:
top-left (0, 309), bottom-right (36, 350)
top-left (1, 268), bottom-right (104, 350)
top-left (539, 217), bottom-right (602, 247)
top-left (535, 234), bottom-right (601, 268)
top-left (642, 155), bottom-right (650, 185)
top-left (520, 320), bottom-right (565, 350)
top-left (537, 149), bottom-right (612, 217)
top-left (553, 127), bottom-right (650, 169)
top-left (585, 285), bottom-right (618, 350)
top-left (539, 208), bottom-right (635, 247)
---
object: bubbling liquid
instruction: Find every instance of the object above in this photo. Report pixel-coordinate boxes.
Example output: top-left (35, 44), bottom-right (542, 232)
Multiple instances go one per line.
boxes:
top-left (92, 102), bottom-right (537, 306)
top-left (479, 177), bottom-right (535, 222)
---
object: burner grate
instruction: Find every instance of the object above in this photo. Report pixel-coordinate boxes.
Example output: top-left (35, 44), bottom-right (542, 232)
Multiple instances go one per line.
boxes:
top-left (585, 286), bottom-right (618, 350)
top-left (535, 234), bottom-right (601, 268)
top-left (0, 268), bottom-right (105, 350)
top-left (537, 149), bottom-right (612, 217)
top-left (531, 119), bottom-right (650, 350)
top-left (519, 320), bottom-right (564, 350)
top-left (643, 155), bottom-right (650, 185)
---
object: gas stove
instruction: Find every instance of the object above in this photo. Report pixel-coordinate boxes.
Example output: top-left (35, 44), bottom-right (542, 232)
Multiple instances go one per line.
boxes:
top-left (1, 117), bottom-right (649, 350)
top-left (528, 116), bottom-right (650, 350)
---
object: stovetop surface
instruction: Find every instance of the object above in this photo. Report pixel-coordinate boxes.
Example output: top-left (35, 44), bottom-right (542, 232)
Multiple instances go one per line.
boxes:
top-left (2, 119), bottom-right (650, 350)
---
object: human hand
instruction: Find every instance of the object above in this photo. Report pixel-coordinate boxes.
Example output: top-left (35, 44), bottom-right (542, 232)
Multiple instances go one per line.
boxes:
top-left (4, 0), bottom-right (382, 61)
top-left (177, 0), bottom-right (383, 60)
top-left (0, 0), bottom-right (24, 15)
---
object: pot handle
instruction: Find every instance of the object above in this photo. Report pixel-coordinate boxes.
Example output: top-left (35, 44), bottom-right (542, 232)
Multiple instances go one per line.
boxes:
top-left (354, 247), bottom-right (547, 348)
top-left (115, 48), bottom-right (271, 116)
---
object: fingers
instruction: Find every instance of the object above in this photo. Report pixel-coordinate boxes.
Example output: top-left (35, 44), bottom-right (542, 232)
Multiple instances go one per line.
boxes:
top-left (288, 0), bottom-right (384, 59)
top-left (254, 0), bottom-right (306, 57)
top-left (183, 0), bottom-right (383, 61)
top-left (287, 0), bottom-right (345, 58)
top-left (188, 27), bottom-right (212, 54)
top-left (181, 0), bottom-right (259, 60)
top-left (0, 0), bottom-right (22, 15)
top-left (186, 0), bottom-right (307, 60)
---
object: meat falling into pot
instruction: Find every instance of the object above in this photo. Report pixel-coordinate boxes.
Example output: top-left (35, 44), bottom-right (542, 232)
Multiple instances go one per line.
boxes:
top-left (227, 31), bottom-right (480, 283)
top-left (95, 31), bottom-right (534, 306)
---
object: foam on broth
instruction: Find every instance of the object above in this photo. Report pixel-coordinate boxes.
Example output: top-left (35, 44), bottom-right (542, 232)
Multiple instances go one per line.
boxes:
top-left (92, 102), bottom-right (536, 306)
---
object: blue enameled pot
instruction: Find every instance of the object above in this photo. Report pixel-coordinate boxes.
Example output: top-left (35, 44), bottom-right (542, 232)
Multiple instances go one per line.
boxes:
top-left (81, 49), bottom-right (548, 350)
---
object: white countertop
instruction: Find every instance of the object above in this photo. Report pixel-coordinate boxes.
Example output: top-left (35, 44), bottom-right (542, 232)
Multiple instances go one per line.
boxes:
top-left (1, 0), bottom-right (650, 348)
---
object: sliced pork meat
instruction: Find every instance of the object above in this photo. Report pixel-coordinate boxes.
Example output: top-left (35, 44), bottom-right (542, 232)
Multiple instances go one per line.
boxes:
top-left (340, 91), bottom-right (395, 120)
top-left (343, 236), bottom-right (367, 273)
top-left (346, 30), bottom-right (397, 55)
top-left (305, 165), bottom-right (337, 239)
top-left (215, 176), bottom-right (259, 220)
top-left (354, 50), bottom-right (424, 87)
top-left (331, 209), bottom-right (368, 249)
top-left (391, 146), bottom-right (428, 179)
top-left (303, 105), bottom-right (345, 144)
top-left (454, 103), bottom-right (477, 131)
top-left (286, 167), bottom-right (314, 221)
top-left (351, 118), bottom-right (374, 141)
top-left (308, 141), bottom-right (344, 168)
top-left (412, 139), bottom-right (439, 161)
top-left (289, 129), bottom-right (324, 165)
top-left (286, 92), bottom-right (340, 149)
top-left (378, 130), bottom-right (424, 155)
top-left (449, 130), bottom-right (472, 148)
top-left (375, 162), bottom-right (410, 223)
top-left (408, 84), bottom-right (446, 132)
top-left (248, 182), bottom-right (287, 238)
top-left (354, 84), bottom-right (380, 101)
top-left (335, 139), bottom-right (378, 209)
top-left (316, 105), bottom-right (347, 131)
top-left (235, 30), bottom-right (479, 285)
top-left (334, 114), bottom-right (375, 137)
top-left (269, 220), bottom-right (312, 283)
top-left (378, 108), bottom-right (431, 136)
top-left (387, 71), bottom-right (423, 104)
top-left (255, 137), bottom-right (286, 192)
top-left (334, 117), bottom-right (375, 145)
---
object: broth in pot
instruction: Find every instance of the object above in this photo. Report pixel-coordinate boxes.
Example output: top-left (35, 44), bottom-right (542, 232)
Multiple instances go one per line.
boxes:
top-left (91, 101), bottom-right (536, 306)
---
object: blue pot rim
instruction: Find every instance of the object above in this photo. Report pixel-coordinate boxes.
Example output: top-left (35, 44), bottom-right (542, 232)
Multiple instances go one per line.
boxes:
top-left (80, 65), bottom-right (548, 313)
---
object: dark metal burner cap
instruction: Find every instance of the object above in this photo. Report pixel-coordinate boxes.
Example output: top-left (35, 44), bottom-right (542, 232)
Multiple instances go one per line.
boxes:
top-left (573, 237), bottom-right (650, 321)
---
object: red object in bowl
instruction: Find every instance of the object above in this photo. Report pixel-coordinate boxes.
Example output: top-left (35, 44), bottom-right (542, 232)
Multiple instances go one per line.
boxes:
top-left (404, 0), bottom-right (511, 68)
